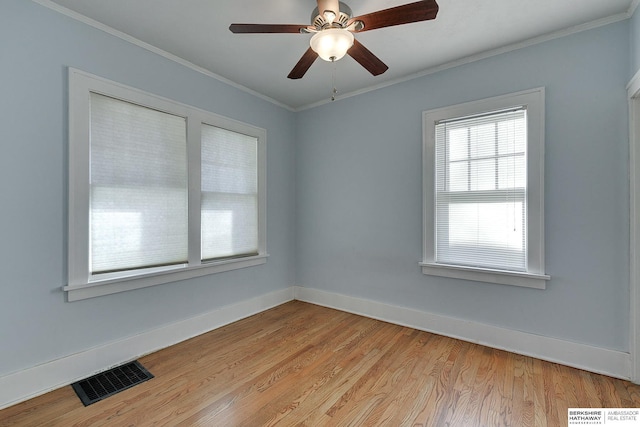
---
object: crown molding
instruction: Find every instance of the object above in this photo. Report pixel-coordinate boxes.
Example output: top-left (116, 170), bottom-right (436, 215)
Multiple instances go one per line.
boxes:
top-left (29, 0), bottom-right (635, 112)
top-left (30, 0), bottom-right (294, 112)
top-left (297, 11), bottom-right (630, 110)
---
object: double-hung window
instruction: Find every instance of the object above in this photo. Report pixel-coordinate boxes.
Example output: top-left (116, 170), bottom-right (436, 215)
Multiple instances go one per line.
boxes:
top-left (66, 69), bottom-right (267, 301)
top-left (421, 88), bottom-right (549, 288)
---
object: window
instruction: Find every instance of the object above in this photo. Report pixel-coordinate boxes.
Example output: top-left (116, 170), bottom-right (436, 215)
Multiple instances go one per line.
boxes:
top-left (66, 69), bottom-right (267, 301)
top-left (421, 88), bottom-right (549, 289)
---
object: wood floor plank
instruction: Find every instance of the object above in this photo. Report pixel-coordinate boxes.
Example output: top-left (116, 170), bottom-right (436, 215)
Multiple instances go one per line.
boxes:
top-left (380, 333), bottom-right (449, 426)
top-left (2, 301), bottom-right (640, 427)
top-left (532, 358), bottom-right (549, 427)
top-left (440, 340), bottom-right (483, 426)
top-left (371, 333), bottom-right (439, 425)
top-left (509, 354), bottom-right (527, 427)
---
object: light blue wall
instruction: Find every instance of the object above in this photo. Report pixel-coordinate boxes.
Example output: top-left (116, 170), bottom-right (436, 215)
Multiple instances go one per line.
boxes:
top-left (0, 0), bottom-right (296, 376)
top-left (296, 21), bottom-right (630, 351)
top-left (0, 0), bottom-right (633, 381)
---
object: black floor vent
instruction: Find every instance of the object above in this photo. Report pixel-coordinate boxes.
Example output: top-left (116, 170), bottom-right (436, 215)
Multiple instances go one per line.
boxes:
top-left (71, 360), bottom-right (154, 406)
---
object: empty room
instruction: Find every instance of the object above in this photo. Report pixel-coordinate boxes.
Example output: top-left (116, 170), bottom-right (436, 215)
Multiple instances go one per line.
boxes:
top-left (2, 0), bottom-right (640, 425)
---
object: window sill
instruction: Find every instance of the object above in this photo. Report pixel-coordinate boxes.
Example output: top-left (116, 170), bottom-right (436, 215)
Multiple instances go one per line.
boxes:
top-left (64, 254), bottom-right (269, 301)
top-left (419, 262), bottom-right (549, 289)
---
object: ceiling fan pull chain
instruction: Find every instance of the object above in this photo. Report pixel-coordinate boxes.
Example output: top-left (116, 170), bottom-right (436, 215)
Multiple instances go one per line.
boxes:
top-left (331, 59), bottom-right (338, 101)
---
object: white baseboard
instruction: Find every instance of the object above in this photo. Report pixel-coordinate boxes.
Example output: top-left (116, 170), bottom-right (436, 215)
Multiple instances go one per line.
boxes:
top-left (2, 285), bottom-right (632, 410)
top-left (294, 286), bottom-right (632, 381)
top-left (0, 287), bottom-right (294, 410)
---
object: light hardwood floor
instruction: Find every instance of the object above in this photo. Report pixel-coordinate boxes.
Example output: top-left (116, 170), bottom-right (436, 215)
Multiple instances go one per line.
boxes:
top-left (1, 301), bottom-right (639, 426)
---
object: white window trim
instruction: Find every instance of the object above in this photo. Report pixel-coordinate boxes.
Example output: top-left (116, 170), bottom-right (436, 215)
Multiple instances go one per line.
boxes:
top-left (420, 88), bottom-right (549, 289)
top-left (65, 68), bottom-right (268, 301)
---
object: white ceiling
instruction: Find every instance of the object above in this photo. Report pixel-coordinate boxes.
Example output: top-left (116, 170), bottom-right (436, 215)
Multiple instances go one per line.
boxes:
top-left (45, 0), bottom-right (634, 110)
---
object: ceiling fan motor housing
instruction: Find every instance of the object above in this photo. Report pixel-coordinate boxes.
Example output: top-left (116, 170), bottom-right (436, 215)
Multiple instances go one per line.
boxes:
top-left (311, 2), bottom-right (352, 29)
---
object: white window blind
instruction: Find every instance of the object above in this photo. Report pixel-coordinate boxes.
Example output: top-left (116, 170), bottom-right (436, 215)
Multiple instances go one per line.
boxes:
top-left (201, 124), bottom-right (258, 261)
top-left (434, 107), bottom-right (527, 272)
top-left (89, 93), bottom-right (188, 273)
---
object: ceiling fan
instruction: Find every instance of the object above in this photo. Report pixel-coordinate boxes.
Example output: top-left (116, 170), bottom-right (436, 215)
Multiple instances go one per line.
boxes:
top-left (229, 0), bottom-right (439, 79)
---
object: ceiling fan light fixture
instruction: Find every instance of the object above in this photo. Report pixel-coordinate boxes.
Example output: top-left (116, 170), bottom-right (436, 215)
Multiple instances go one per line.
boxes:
top-left (310, 28), bottom-right (354, 62)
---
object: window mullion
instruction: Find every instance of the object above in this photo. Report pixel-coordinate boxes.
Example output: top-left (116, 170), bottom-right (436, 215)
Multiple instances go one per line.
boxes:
top-left (494, 122), bottom-right (499, 190)
top-left (187, 116), bottom-right (202, 268)
top-left (441, 125), bottom-right (450, 259)
top-left (466, 127), bottom-right (471, 191)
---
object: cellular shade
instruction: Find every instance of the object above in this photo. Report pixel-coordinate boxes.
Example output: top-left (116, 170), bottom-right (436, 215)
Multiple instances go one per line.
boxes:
top-left (89, 93), bottom-right (188, 274)
top-left (434, 108), bottom-right (527, 271)
top-left (201, 124), bottom-right (258, 261)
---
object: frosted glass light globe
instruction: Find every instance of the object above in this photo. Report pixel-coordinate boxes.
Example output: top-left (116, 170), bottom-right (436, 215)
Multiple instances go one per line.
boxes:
top-left (310, 28), bottom-right (354, 62)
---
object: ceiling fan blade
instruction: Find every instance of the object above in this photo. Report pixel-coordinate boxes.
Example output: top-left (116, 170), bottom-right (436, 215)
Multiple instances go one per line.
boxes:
top-left (317, 0), bottom-right (341, 17)
top-left (349, 0), bottom-right (439, 32)
top-left (229, 24), bottom-right (307, 34)
top-left (347, 39), bottom-right (388, 76)
top-left (288, 48), bottom-right (319, 79)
